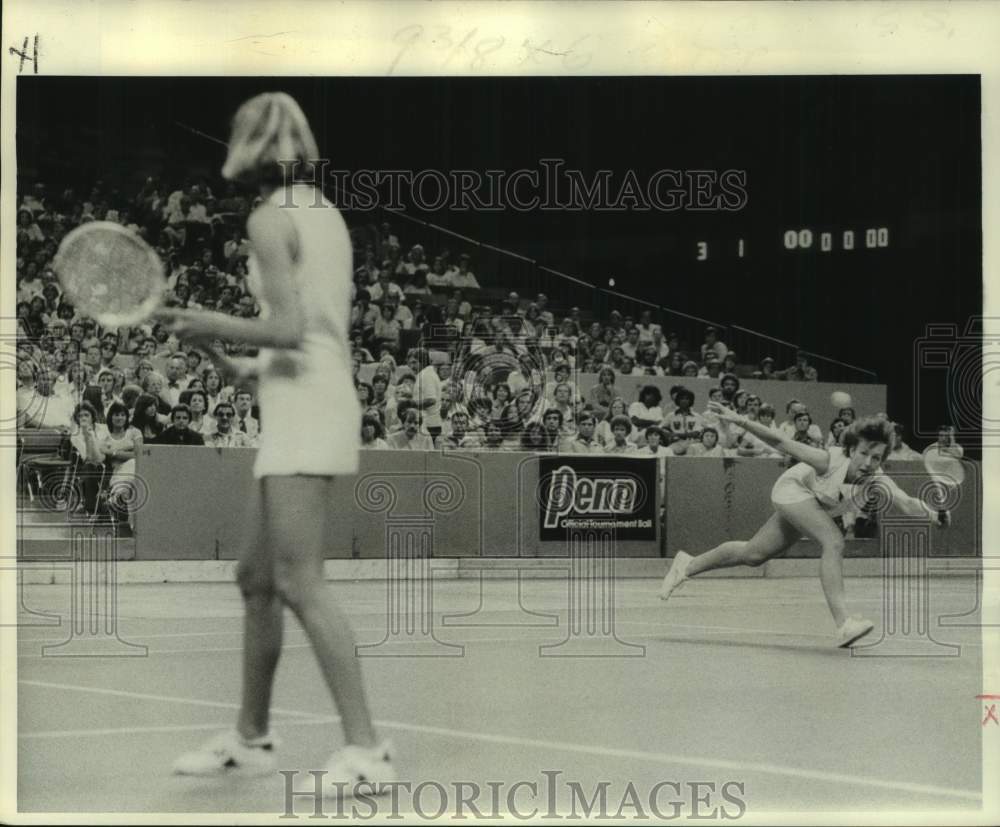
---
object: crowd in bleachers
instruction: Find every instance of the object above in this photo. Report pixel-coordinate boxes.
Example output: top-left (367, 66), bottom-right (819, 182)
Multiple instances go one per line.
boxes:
top-left (16, 176), bottom-right (928, 479)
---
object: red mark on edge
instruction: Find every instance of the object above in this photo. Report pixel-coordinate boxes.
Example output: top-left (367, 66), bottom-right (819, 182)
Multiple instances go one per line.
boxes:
top-left (976, 695), bottom-right (1000, 727)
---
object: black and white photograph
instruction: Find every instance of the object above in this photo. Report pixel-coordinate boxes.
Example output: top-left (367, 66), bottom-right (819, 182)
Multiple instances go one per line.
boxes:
top-left (3, 1), bottom-right (998, 824)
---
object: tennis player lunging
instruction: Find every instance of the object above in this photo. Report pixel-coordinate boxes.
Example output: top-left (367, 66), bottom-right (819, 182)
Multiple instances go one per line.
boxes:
top-left (158, 93), bottom-right (395, 792)
top-left (660, 402), bottom-right (948, 647)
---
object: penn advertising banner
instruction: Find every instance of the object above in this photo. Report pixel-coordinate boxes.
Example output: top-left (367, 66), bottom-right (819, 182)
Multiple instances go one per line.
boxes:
top-left (538, 456), bottom-right (658, 541)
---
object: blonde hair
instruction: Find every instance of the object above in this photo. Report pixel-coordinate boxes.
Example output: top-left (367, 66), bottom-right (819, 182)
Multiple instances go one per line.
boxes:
top-left (221, 93), bottom-right (320, 183)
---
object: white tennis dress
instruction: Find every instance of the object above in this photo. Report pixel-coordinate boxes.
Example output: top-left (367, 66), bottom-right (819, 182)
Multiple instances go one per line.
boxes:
top-left (771, 447), bottom-right (853, 514)
top-left (247, 184), bottom-right (359, 479)
top-left (771, 446), bottom-right (932, 519)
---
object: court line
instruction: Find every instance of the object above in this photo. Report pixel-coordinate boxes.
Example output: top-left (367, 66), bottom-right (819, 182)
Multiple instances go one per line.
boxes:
top-left (16, 619), bottom-right (983, 657)
top-left (18, 679), bottom-right (329, 720)
top-left (16, 680), bottom-right (978, 801)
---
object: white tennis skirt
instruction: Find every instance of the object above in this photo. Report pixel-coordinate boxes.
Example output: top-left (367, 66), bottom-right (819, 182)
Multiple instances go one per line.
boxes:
top-left (252, 355), bottom-right (360, 479)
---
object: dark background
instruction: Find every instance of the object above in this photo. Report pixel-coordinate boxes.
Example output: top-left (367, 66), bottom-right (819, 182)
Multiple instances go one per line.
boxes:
top-left (16, 76), bottom-right (982, 450)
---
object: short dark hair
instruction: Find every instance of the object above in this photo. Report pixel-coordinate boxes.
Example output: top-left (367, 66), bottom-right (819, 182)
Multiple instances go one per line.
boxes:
top-left (841, 416), bottom-right (894, 456)
top-left (170, 403), bottom-right (192, 421)
top-left (105, 402), bottom-right (131, 429)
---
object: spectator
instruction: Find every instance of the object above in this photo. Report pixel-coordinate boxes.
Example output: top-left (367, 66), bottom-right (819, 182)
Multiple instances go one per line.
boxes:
top-left (203, 368), bottom-right (234, 410)
top-left (232, 389), bottom-right (260, 437)
top-left (132, 393), bottom-right (166, 441)
top-left (387, 408), bottom-right (434, 450)
top-left (776, 350), bottom-right (819, 382)
top-left (200, 401), bottom-right (252, 448)
top-left (426, 256), bottom-right (453, 288)
top-left (101, 402), bottom-right (143, 536)
top-left (17, 361), bottom-right (74, 430)
top-left (629, 385), bottom-right (664, 435)
top-left (95, 370), bottom-right (121, 420)
top-left (67, 401), bottom-right (107, 514)
top-left (384, 375), bottom-right (415, 433)
top-left (604, 415), bottom-right (638, 454)
top-left (790, 410), bottom-right (822, 449)
top-left (640, 426), bottom-right (671, 458)
top-left (373, 302), bottom-right (403, 352)
top-left (564, 411), bottom-right (604, 454)
top-left (403, 270), bottom-right (431, 297)
top-left (481, 421), bottom-right (507, 452)
top-left (838, 406), bottom-right (857, 427)
top-left (754, 356), bottom-right (777, 380)
top-left (512, 389), bottom-right (541, 430)
top-left (635, 346), bottom-right (664, 376)
top-left (540, 408), bottom-right (567, 452)
top-left (354, 249), bottom-right (380, 286)
top-left (596, 397), bottom-right (638, 447)
top-left (778, 399), bottom-right (823, 444)
top-left (722, 352), bottom-right (739, 377)
top-left (689, 426), bottom-right (725, 458)
top-left (536, 294), bottom-right (555, 327)
top-left (682, 360), bottom-right (700, 378)
top-left (719, 373), bottom-right (740, 402)
top-left (700, 326), bottom-right (728, 364)
top-left (520, 421), bottom-right (548, 452)
top-left (412, 348), bottom-right (445, 439)
top-left (586, 367), bottom-right (618, 420)
top-left (152, 404), bottom-right (206, 445)
top-left (163, 353), bottom-right (190, 406)
top-left (180, 389), bottom-right (214, 435)
top-left (368, 269), bottom-right (404, 305)
top-left (451, 254), bottom-right (480, 289)
top-left (545, 383), bottom-right (578, 436)
top-left (888, 423), bottom-right (922, 461)
top-left (735, 402), bottom-right (782, 457)
top-left (436, 410), bottom-right (481, 450)
top-left (635, 310), bottom-right (661, 343)
top-left (929, 425), bottom-right (963, 459)
top-left (351, 288), bottom-right (380, 334)
top-left (360, 413), bottom-right (389, 450)
top-left (826, 417), bottom-right (849, 448)
top-left (507, 353), bottom-right (543, 400)
top-left (662, 387), bottom-right (703, 440)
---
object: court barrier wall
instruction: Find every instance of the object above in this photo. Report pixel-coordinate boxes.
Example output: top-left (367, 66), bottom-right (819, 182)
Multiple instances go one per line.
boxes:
top-left (135, 448), bottom-right (977, 561)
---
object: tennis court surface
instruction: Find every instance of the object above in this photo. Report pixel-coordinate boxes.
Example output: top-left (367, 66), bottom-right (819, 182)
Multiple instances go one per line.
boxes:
top-left (16, 574), bottom-right (984, 817)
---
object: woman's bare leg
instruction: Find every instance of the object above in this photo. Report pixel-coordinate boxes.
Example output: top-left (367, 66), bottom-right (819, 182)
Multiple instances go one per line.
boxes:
top-left (686, 511), bottom-right (801, 576)
top-left (236, 481), bottom-right (285, 741)
top-left (773, 499), bottom-right (849, 627)
top-left (263, 475), bottom-right (377, 748)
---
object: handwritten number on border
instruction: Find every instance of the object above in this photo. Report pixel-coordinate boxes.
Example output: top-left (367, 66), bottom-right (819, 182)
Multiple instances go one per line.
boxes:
top-left (9, 35), bottom-right (39, 74)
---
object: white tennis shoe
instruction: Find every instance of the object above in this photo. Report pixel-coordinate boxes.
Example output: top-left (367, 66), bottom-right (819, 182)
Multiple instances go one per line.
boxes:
top-left (659, 551), bottom-right (692, 602)
top-left (172, 729), bottom-right (278, 777)
top-left (322, 740), bottom-right (397, 800)
top-left (837, 616), bottom-right (875, 648)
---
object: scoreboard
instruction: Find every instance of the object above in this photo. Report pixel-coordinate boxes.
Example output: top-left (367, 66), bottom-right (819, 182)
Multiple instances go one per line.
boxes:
top-left (694, 226), bottom-right (891, 261)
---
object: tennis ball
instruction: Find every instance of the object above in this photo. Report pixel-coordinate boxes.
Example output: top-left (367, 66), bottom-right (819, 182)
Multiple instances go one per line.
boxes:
top-left (831, 391), bottom-right (852, 408)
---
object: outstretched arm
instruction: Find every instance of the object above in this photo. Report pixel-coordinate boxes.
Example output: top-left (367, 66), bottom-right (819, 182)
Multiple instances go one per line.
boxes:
top-left (706, 401), bottom-right (830, 473)
top-left (869, 472), bottom-right (942, 522)
top-left (153, 205), bottom-right (305, 350)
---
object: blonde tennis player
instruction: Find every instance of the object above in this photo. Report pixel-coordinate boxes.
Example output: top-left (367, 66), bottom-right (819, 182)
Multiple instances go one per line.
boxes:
top-left (660, 402), bottom-right (948, 648)
top-left (157, 93), bottom-right (395, 794)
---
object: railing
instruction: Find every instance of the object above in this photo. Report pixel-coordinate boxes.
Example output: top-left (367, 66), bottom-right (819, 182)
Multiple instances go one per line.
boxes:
top-left (341, 201), bottom-right (878, 384)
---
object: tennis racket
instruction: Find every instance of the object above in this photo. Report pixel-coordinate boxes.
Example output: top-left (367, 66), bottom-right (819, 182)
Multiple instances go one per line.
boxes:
top-left (53, 221), bottom-right (167, 328)
top-left (922, 444), bottom-right (964, 527)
